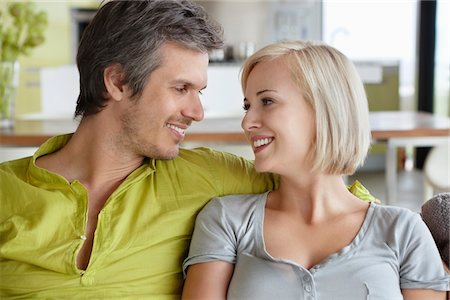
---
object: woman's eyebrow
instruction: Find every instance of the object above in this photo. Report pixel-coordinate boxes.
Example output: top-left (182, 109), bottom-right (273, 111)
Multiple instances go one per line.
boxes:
top-left (256, 89), bottom-right (277, 96)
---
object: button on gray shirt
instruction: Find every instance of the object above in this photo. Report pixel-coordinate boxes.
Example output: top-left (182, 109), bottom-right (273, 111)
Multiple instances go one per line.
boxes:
top-left (183, 193), bottom-right (450, 300)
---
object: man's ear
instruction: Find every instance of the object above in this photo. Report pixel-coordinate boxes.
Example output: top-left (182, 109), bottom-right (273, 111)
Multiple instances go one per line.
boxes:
top-left (104, 64), bottom-right (126, 101)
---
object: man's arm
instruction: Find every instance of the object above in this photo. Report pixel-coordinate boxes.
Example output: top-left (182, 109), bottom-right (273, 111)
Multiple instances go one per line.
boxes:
top-left (213, 150), bottom-right (276, 195)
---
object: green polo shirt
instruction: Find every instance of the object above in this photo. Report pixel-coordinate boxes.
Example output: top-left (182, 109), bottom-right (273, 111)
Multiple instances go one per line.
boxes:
top-left (0, 134), bottom-right (276, 299)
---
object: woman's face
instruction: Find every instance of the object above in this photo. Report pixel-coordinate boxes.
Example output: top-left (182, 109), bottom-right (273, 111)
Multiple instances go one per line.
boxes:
top-left (241, 58), bottom-right (316, 175)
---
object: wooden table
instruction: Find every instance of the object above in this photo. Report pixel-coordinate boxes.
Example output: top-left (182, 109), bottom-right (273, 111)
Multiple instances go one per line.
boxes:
top-left (1, 111), bottom-right (449, 204)
top-left (369, 111), bottom-right (449, 204)
top-left (0, 117), bottom-right (248, 146)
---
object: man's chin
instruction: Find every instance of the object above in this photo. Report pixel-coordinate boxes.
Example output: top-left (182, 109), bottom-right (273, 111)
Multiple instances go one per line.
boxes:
top-left (150, 148), bottom-right (180, 160)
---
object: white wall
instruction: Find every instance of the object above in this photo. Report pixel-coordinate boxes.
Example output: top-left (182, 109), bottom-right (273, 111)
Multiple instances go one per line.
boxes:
top-left (0, 147), bottom-right (37, 163)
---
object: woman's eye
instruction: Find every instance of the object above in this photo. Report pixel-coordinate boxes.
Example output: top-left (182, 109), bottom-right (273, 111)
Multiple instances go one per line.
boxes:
top-left (242, 103), bottom-right (250, 111)
top-left (262, 98), bottom-right (274, 105)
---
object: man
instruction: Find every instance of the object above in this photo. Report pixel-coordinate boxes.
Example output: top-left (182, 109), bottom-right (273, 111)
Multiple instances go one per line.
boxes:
top-left (0, 0), bottom-right (374, 298)
top-left (0, 1), bottom-right (276, 298)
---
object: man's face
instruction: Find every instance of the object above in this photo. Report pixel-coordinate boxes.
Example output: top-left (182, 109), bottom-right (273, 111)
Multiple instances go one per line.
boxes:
top-left (118, 42), bottom-right (209, 160)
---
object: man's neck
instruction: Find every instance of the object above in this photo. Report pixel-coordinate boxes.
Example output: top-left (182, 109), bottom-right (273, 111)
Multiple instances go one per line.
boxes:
top-left (35, 115), bottom-right (144, 194)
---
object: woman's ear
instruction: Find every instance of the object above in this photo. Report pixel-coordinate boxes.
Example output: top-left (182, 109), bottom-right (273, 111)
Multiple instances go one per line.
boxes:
top-left (104, 64), bottom-right (126, 101)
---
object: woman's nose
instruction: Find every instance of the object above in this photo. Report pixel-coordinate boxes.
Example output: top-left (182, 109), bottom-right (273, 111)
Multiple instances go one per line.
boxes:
top-left (241, 107), bottom-right (260, 132)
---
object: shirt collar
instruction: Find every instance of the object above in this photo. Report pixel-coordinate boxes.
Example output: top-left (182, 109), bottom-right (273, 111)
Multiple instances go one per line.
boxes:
top-left (28, 134), bottom-right (157, 186)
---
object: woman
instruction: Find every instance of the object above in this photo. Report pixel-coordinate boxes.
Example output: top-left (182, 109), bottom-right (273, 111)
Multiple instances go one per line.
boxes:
top-left (182, 41), bottom-right (449, 299)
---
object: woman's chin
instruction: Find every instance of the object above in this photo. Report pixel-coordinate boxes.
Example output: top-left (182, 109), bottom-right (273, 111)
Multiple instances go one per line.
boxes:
top-left (254, 162), bottom-right (271, 174)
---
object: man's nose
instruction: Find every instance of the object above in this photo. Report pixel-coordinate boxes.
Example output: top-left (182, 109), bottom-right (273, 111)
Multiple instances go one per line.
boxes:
top-left (183, 93), bottom-right (204, 122)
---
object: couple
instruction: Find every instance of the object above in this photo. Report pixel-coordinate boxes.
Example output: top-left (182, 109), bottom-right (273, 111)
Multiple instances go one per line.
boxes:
top-left (0, 0), bottom-right (448, 299)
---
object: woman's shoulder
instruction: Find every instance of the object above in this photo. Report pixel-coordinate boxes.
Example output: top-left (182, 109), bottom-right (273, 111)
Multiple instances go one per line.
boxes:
top-left (373, 203), bottom-right (420, 221)
top-left (203, 193), bottom-right (266, 215)
top-left (196, 193), bottom-right (267, 231)
top-left (370, 203), bottom-right (424, 235)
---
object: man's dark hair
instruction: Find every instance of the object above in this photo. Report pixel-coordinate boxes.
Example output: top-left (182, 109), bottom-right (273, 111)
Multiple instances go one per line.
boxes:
top-left (75, 0), bottom-right (223, 117)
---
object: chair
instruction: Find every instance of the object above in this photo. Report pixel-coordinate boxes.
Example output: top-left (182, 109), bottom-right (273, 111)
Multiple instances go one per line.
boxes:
top-left (421, 192), bottom-right (449, 271)
top-left (423, 143), bottom-right (450, 201)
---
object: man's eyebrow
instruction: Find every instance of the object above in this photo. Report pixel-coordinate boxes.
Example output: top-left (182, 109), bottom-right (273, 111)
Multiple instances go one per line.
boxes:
top-left (169, 79), bottom-right (206, 90)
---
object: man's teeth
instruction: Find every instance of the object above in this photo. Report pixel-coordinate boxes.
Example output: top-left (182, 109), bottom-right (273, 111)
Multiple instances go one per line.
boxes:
top-left (254, 138), bottom-right (273, 147)
top-left (167, 124), bottom-right (185, 135)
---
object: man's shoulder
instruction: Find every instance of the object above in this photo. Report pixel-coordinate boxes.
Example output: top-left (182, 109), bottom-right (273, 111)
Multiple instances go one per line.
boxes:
top-left (176, 147), bottom-right (251, 167)
top-left (0, 156), bottom-right (31, 177)
top-left (0, 157), bottom-right (32, 205)
top-left (179, 147), bottom-right (241, 158)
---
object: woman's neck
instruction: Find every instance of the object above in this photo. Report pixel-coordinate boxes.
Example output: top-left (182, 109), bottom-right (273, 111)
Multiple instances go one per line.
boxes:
top-left (267, 174), bottom-right (366, 224)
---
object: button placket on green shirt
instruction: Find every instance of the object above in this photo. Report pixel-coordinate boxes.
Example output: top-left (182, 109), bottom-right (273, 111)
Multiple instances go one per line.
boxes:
top-left (76, 161), bottom-right (156, 283)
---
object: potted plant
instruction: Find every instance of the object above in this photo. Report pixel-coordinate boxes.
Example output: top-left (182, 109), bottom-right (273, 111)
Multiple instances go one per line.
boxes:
top-left (0, 2), bottom-right (48, 128)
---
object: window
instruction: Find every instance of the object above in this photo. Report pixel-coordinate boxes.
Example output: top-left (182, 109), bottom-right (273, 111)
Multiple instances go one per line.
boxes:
top-left (322, 1), bottom-right (417, 110)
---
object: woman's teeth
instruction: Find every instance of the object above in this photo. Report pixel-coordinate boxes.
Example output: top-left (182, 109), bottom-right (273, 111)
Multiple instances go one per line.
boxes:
top-left (254, 138), bottom-right (273, 147)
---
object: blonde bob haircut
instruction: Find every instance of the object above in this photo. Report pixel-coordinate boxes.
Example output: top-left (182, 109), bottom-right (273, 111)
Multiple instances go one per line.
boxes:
top-left (241, 41), bottom-right (371, 175)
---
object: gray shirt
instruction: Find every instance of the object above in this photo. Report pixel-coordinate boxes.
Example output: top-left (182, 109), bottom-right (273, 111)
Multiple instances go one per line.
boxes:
top-left (183, 192), bottom-right (450, 300)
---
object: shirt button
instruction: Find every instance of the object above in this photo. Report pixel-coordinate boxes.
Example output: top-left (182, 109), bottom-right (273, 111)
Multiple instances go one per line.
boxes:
top-left (303, 275), bottom-right (310, 282)
top-left (80, 235), bottom-right (87, 240)
top-left (304, 284), bottom-right (312, 292)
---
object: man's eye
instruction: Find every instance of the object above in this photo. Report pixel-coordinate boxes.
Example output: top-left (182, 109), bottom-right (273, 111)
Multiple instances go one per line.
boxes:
top-left (175, 87), bottom-right (187, 93)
